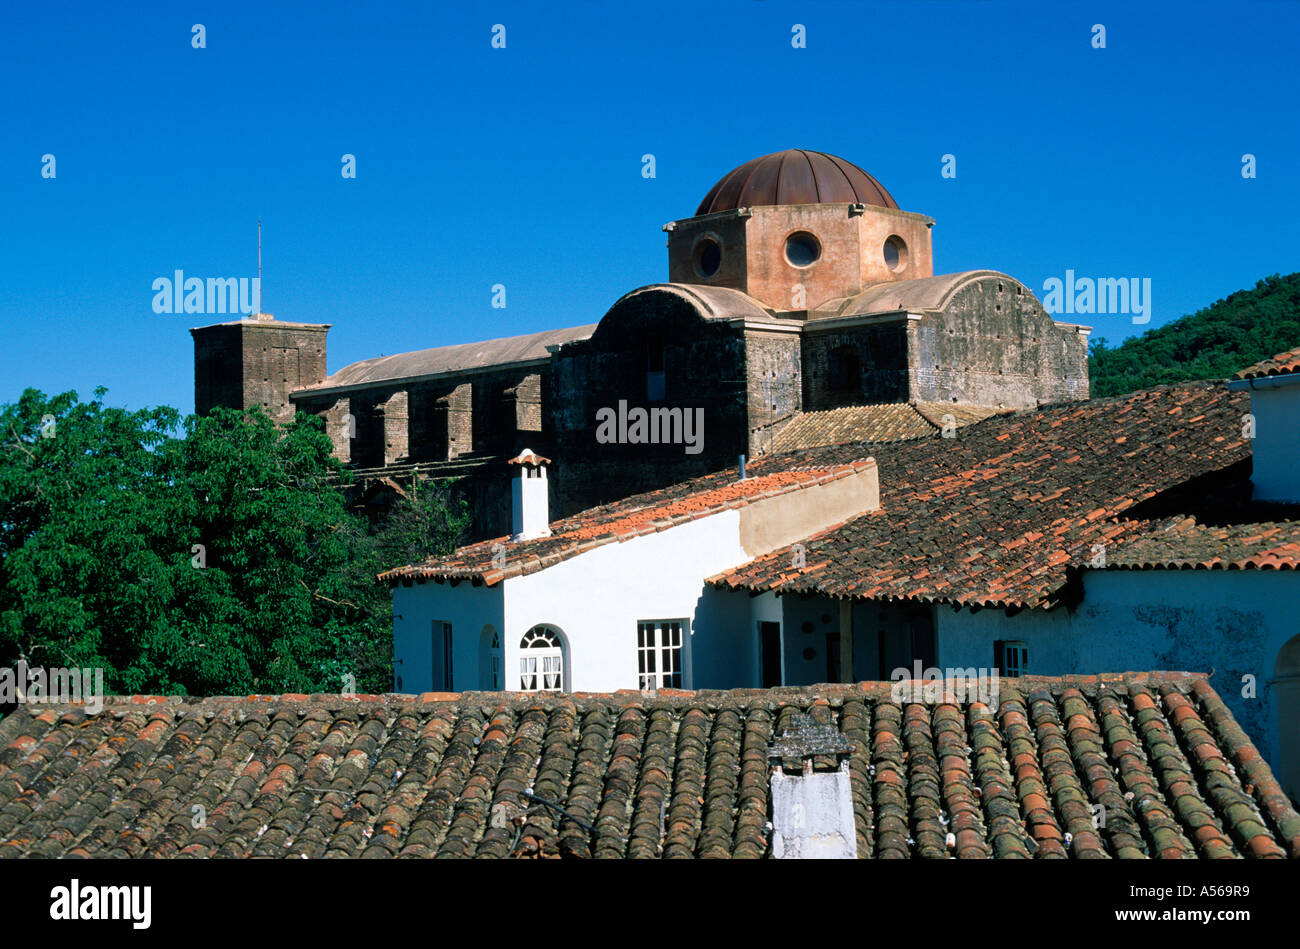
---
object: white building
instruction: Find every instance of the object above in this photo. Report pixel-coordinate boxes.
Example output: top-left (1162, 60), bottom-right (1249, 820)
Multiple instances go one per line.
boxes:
top-left (1228, 346), bottom-right (1300, 502)
top-left (386, 353), bottom-right (1300, 801)
top-left (384, 450), bottom-right (879, 694)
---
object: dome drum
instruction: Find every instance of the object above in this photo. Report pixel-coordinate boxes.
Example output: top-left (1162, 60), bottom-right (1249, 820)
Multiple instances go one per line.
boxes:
top-left (666, 150), bottom-right (934, 312)
top-left (667, 198), bottom-right (934, 313)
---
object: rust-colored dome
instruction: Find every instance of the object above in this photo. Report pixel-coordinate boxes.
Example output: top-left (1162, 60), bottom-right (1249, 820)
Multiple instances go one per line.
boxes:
top-left (695, 149), bottom-right (897, 216)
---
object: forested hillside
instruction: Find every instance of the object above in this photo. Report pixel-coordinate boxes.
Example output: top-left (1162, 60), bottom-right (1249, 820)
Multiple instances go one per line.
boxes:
top-left (1087, 273), bottom-right (1300, 396)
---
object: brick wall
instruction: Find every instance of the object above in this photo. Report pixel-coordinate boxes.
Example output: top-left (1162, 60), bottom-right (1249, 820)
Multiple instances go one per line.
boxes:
top-left (446, 382), bottom-right (473, 458)
top-left (744, 330), bottom-right (803, 455)
top-left (191, 321), bottom-right (328, 419)
top-left (802, 321), bottom-right (911, 408)
top-left (293, 362), bottom-right (553, 468)
top-left (380, 390), bottom-right (409, 464)
top-left (512, 373), bottom-right (542, 432)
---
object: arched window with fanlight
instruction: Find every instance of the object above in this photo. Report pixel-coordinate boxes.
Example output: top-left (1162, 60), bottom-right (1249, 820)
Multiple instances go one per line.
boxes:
top-left (519, 625), bottom-right (566, 692)
top-left (479, 625), bottom-right (502, 690)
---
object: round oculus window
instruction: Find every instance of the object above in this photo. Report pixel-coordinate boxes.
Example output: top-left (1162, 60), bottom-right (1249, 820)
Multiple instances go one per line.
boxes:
top-left (883, 235), bottom-right (908, 273)
top-left (784, 231), bottom-right (821, 267)
top-left (694, 238), bottom-right (722, 278)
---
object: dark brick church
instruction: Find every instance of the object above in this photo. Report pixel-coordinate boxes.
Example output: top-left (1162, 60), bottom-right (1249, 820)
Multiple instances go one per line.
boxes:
top-left (192, 150), bottom-right (1090, 538)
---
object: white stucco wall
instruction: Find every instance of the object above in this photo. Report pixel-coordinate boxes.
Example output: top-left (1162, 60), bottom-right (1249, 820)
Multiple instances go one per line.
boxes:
top-left (392, 465), bottom-right (881, 695)
top-left (781, 595), bottom-right (839, 685)
top-left (692, 587), bottom-right (759, 689)
top-left (499, 511), bottom-right (754, 691)
top-left (391, 582), bottom-right (503, 693)
top-left (392, 511), bottom-right (759, 694)
top-left (1249, 384), bottom-right (1300, 503)
top-left (935, 570), bottom-right (1299, 785)
top-left (755, 598), bottom-right (934, 686)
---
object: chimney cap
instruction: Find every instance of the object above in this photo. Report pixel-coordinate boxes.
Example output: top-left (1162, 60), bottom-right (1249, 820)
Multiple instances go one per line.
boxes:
top-left (767, 713), bottom-right (856, 761)
top-left (508, 448), bottom-right (551, 467)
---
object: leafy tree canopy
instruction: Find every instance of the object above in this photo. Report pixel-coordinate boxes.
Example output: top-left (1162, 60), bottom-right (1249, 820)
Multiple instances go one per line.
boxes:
top-left (0, 390), bottom-right (467, 700)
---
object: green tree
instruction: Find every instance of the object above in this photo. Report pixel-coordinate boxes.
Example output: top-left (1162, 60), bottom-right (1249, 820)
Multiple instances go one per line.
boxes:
top-left (1, 389), bottom-right (468, 702)
top-left (0, 387), bottom-right (178, 683)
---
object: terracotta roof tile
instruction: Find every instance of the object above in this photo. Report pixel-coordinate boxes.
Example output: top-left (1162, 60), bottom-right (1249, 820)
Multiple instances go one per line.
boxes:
top-left (771, 402), bottom-right (1001, 452)
top-left (381, 459), bottom-right (876, 585)
top-left (1, 673), bottom-right (1293, 858)
top-left (1102, 517), bottom-right (1300, 570)
top-left (1235, 346), bottom-right (1300, 380)
top-left (708, 382), bottom-right (1252, 608)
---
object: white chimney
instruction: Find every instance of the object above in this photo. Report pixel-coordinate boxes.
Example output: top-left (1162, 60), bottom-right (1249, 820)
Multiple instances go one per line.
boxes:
top-left (509, 448), bottom-right (552, 540)
top-left (768, 713), bottom-right (858, 859)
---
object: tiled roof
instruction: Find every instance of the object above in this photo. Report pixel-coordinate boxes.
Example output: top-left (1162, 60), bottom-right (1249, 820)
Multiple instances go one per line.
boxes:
top-left (1, 673), bottom-right (1295, 859)
top-left (383, 381), bottom-right (1249, 604)
top-left (380, 460), bottom-right (876, 585)
top-left (1235, 346), bottom-right (1300, 380)
top-left (710, 382), bottom-right (1250, 608)
top-left (771, 402), bottom-right (1000, 452)
top-left (1101, 516), bottom-right (1300, 570)
top-left (913, 401), bottom-right (1006, 429)
top-left (294, 324), bottom-right (597, 396)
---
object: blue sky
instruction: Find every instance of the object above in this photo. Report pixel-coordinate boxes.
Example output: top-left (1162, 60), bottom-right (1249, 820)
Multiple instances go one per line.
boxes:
top-left (2, 0), bottom-right (1297, 414)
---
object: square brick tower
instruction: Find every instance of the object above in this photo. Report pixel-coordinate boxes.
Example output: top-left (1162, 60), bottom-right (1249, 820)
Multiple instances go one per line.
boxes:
top-left (190, 313), bottom-right (330, 420)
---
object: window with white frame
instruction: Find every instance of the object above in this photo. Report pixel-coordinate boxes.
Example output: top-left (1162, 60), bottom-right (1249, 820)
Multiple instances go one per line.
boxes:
top-left (520, 625), bottom-right (564, 692)
top-left (995, 640), bottom-right (1028, 678)
top-left (637, 620), bottom-right (684, 690)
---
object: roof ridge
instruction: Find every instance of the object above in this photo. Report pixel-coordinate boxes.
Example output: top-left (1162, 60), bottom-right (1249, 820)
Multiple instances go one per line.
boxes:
top-left (18, 671), bottom-right (1214, 714)
top-left (1235, 345), bottom-right (1300, 379)
top-left (381, 459), bottom-right (878, 584)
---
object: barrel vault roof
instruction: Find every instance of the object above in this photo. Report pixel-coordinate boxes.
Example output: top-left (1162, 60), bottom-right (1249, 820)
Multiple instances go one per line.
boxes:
top-left (294, 324), bottom-right (596, 396)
